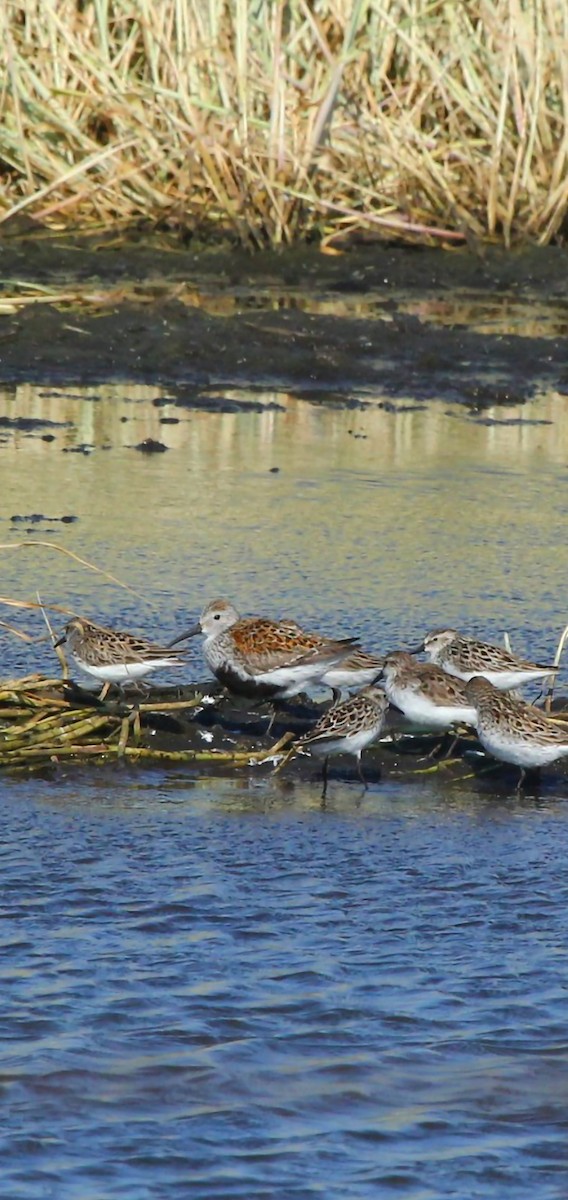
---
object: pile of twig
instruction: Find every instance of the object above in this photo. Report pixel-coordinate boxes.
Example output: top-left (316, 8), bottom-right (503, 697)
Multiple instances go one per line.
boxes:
top-left (0, 674), bottom-right (292, 773)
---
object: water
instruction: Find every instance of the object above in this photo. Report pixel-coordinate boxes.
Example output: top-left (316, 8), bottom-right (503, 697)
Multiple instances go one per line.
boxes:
top-left (2, 777), bottom-right (568, 1198)
top-left (1, 381), bottom-right (568, 1197)
top-left (0, 385), bottom-right (566, 672)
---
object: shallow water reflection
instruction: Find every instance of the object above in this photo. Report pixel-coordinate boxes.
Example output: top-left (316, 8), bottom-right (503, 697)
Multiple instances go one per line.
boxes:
top-left (0, 384), bottom-right (566, 683)
top-left (3, 276), bottom-right (567, 339)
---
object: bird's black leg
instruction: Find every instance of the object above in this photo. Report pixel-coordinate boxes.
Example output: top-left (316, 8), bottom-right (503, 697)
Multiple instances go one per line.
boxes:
top-left (420, 732), bottom-right (449, 761)
top-left (321, 756), bottom-right (329, 800)
top-left (356, 753), bottom-right (368, 791)
top-left (265, 705), bottom-right (276, 736)
top-left (265, 701), bottom-right (283, 736)
top-left (516, 766), bottom-right (541, 792)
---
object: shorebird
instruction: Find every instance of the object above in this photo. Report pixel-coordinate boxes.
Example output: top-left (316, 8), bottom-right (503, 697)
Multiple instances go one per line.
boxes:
top-left (169, 599), bottom-right (359, 721)
top-left (411, 628), bottom-right (558, 690)
top-left (294, 685), bottom-right (389, 797)
top-left (464, 676), bottom-right (568, 787)
top-left (379, 651), bottom-right (477, 732)
top-left (54, 617), bottom-right (186, 700)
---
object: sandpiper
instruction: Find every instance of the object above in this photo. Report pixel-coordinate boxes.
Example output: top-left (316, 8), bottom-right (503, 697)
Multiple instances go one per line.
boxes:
top-left (294, 685), bottom-right (389, 796)
top-left (169, 598), bottom-right (359, 706)
top-left (54, 617), bottom-right (186, 700)
top-left (379, 651), bottom-right (477, 731)
top-left (464, 676), bottom-right (568, 786)
top-left (411, 628), bottom-right (558, 690)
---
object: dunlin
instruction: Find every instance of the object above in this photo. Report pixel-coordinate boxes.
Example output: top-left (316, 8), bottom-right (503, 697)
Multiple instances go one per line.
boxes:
top-left (379, 651), bottom-right (477, 731)
top-left (465, 675), bottom-right (568, 786)
top-left (54, 617), bottom-right (186, 700)
top-left (412, 628), bottom-right (557, 690)
top-left (294, 685), bottom-right (389, 795)
top-left (169, 598), bottom-right (359, 704)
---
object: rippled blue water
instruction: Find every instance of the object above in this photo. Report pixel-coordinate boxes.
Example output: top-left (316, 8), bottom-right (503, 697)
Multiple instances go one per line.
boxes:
top-left (2, 773), bottom-right (568, 1199)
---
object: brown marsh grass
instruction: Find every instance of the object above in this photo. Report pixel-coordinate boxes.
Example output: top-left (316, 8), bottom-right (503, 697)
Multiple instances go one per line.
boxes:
top-left (0, 1), bottom-right (567, 247)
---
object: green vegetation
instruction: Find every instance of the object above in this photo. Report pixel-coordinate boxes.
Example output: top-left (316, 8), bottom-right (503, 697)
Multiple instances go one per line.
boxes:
top-left (0, 0), bottom-right (566, 247)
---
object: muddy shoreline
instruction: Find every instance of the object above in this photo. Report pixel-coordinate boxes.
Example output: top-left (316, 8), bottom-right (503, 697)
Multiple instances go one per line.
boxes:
top-left (1, 236), bottom-right (567, 404)
top-left (145, 684), bottom-right (568, 790)
top-left (3, 678), bottom-right (566, 790)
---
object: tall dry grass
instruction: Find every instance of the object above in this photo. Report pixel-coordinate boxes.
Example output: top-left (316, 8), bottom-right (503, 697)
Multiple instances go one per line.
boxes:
top-left (0, 0), bottom-right (567, 247)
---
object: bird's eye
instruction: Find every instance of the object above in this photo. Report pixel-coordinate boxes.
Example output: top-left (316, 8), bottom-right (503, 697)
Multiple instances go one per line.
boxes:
top-left (214, 613), bottom-right (221, 620)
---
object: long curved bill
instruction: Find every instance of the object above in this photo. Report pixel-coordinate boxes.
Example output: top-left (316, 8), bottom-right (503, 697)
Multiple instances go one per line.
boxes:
top-left (167, 622), bottom-right (201, 648)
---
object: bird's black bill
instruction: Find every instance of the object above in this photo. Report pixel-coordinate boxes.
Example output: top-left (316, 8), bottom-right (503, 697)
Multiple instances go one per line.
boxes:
top-left (53, 633), bottom-right (67, 648)
top-left (167, 622), bottom-right (201, 648)
top-left (407, 642), bottom-right (425, 654)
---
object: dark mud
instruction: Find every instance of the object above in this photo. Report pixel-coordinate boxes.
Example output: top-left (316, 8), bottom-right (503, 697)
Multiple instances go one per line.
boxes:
top-left (25, 679), bottom-right (566, 792)
top-left (1, 235), bottom-right (567, 405)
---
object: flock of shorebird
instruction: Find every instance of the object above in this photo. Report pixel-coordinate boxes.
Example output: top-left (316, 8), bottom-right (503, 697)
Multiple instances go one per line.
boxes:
top-left (53, 599), bottom-right (568, 792)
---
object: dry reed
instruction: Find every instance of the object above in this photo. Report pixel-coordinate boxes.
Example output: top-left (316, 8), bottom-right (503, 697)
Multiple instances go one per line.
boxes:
top-left (0, 0), bottom-right (566, 246)
top-left (0, 675), bottom-right (295, 772)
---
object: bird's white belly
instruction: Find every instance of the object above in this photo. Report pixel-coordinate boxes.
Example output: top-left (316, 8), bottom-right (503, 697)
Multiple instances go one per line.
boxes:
top-left (73, 658), bottom-right (173, 683)
top-left (387, 684), bottom-right (474, 730)
top-left (479, 725), bottom-right (568, 768)
top-left (482, 668), bottom-right (552, 689)
top-left (256, 662), bottom-right (327, 697)
top-left (309, 726), bottom-right (379, 758)
top-left (443, 662), bottom-right (552, 690)
top-left (321, 665), bottom-right (378, 691)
